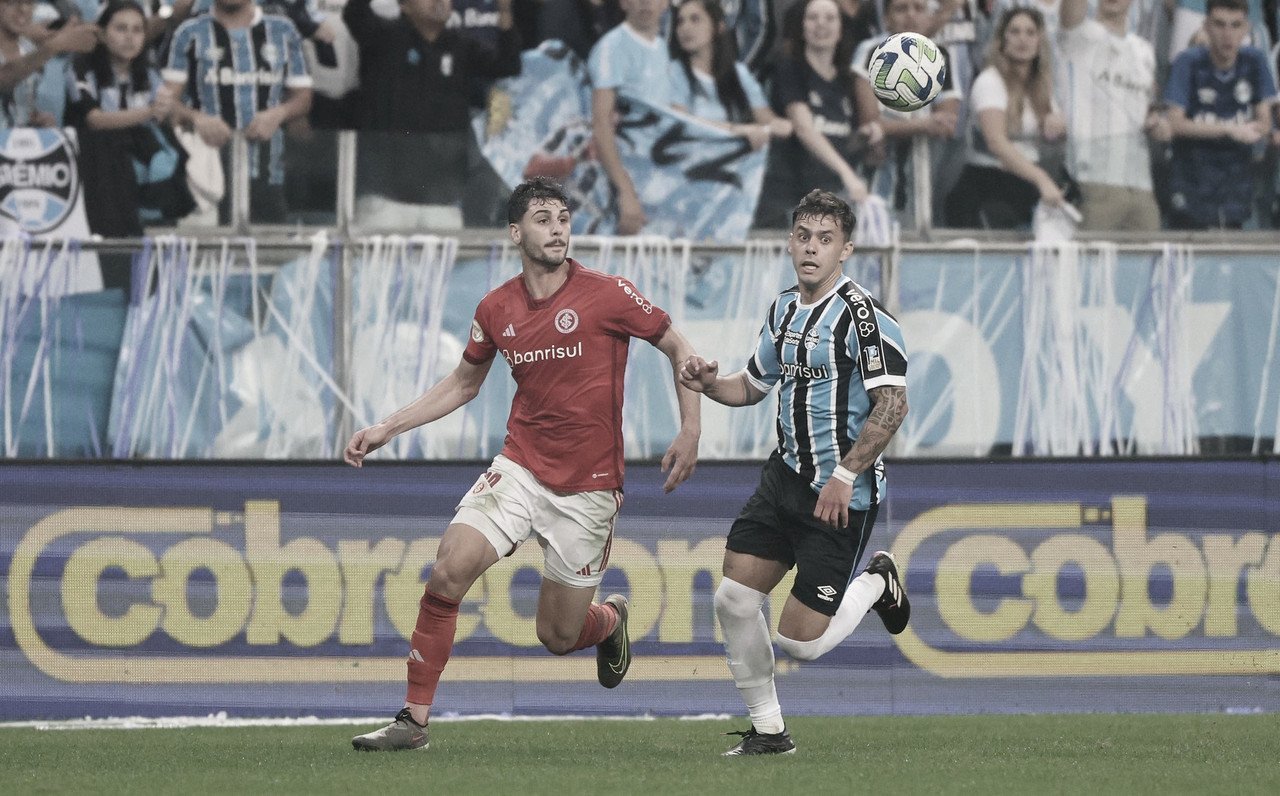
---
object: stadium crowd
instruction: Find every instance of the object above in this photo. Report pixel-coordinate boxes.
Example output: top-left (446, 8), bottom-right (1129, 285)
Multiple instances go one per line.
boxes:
top-left (1, 0), bottom-right (1278, 235)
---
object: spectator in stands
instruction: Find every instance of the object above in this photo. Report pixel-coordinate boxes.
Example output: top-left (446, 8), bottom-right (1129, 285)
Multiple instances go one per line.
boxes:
top-left (988, 0), bottom-right (1076, 105)
top-left (159, 0), bottom-right (338, 55)
top-left (164, 0), bottom-right (313, 224)
top-left (780, 0), bottom-right (876, 66)
top-left (853, 0), bottom-right (960, 226)
top-left (1164, 0), bottom-right (1275, 229)
top-left (1167, 0), bottom-right (1272, 64)
top-left (668, 0), bottom-right (791, 147)
top-left (757, 0), bottom-right (875, 87)
top-left (437, 0), bottom-right (526, 229)
top-left (68, 1), bottom-right (193, 294)
top-left (1057, 0), bottom-right (1166, 231)
top-left (68, 2), bottom-right (195, 289)
top-left (0, 0), bottom-right (96, 128)
top-left (343, 0), bottom-right (519, 230)
top-left (864, 0), bottom-right (967, 225)
top-left (945, 7), bottom-right (1067, 229)
top-left (22, 1), bottom-right (87, 44)
top-left (153, 0), bottom-right (208, 40)
top-left (588, 0), bottom-right (671, 234)
top-left (728, 0), bottom-right (774, 75)
top-left (927, 0), bottom-right (978, 97)
top-left (752, 0), bottom-right (882, 228)
top-left (16, 1), bottom-right (88, 124)
top-left (538, 0), bottom-right (622, 62)
top-left (989, 0), bottom-right (1066, 45)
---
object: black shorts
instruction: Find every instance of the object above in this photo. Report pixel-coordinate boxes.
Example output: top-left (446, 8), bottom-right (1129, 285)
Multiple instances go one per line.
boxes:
top-left (726, 452), bottom-right (879, 616)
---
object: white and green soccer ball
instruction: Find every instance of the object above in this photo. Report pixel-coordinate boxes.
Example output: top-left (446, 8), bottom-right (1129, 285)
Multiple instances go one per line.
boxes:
top-left (867, 32), bottom-right (947, 112)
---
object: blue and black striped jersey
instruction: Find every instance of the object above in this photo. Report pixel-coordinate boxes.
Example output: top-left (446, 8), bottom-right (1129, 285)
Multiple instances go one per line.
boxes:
top-left (162, 9), bottom-right (311, 184)
top-left (744, 276), bottom-right (908, 510)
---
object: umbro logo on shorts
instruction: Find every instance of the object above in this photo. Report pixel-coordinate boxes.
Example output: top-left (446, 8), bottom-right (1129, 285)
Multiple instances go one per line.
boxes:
top-left (816, 585), bottom-right (837, 602)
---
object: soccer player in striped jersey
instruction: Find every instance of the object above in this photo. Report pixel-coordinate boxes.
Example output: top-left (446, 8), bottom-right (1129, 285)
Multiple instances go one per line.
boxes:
top-left (680, 189), bottom-right (910, 756)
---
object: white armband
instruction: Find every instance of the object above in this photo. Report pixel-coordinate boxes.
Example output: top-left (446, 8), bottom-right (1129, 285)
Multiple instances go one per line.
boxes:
top-left (831, 464), bottom-right (856, 486)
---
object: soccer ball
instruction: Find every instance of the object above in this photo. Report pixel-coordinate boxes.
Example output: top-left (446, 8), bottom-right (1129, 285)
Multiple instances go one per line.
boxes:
top-left (867, 32), bottom-right (947, 112)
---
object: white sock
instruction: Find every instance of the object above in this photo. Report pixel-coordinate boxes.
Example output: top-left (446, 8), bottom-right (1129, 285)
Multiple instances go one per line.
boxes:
top-left (776, 572), bottom-right (884, 661)
top-left (714, 578), bottom-right (785, 735)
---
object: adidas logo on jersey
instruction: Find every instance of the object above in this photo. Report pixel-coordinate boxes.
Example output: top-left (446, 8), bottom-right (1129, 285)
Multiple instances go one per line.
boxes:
top-left (502, 324), bottom-right (516, 337)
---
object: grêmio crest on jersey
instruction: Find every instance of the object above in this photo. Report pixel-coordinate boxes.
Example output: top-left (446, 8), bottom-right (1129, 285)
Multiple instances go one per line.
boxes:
top-left (753, 278), bottom-right (904, 388)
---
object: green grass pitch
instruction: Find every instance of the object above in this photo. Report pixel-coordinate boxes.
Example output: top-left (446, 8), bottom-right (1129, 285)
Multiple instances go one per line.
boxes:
top-left (2, 714), bottom-right (1276, 794)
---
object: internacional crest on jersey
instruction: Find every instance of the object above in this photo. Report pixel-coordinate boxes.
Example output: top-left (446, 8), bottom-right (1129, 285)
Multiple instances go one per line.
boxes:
top-left (743, 276), bottom-right (908, 509)
top-left (461, 259), bottom-right (671, 494)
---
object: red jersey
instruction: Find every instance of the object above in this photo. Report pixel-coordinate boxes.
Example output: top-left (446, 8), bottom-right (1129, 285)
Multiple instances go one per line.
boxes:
top-left (462, 259), bottom-right (672, 492)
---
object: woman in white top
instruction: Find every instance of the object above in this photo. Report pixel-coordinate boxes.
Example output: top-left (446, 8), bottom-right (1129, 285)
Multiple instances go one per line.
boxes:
top-left (945, 6), bottom-right (1068, 228)
top-left (667, 0), bottom-right (791, 149)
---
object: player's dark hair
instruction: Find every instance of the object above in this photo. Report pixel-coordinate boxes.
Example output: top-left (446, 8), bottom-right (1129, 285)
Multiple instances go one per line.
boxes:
top-left (1206, 0), bottom-right (1248, 15)
top-left (668, 0), bottom-right (754, 123)
top-left (790, 189), bottom-right (856, 240)
top-left (82, 2), bottom-right (152, 93)
top-left (507, 178), bottom-right (570, 224)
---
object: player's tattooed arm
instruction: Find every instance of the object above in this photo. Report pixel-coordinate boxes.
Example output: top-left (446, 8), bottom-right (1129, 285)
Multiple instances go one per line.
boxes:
top-left (814, 385), bottom-right (907, 527)
top-left (839, 385), bottom-right (908, 475)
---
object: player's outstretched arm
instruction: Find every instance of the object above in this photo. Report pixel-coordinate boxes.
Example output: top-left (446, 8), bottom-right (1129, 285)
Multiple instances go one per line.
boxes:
top-left (655, 327), bottom-right (702, 493)
top-left (343, 356), bottom-right (494, 468)
top-left (678, 356), bottom-right (768, 407)
top-left (813, 385), bottom-right (909, 528)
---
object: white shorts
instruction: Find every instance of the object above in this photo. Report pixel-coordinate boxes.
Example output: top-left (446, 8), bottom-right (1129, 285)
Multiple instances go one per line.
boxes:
top-left (453, 455), bottom-right (622, 589)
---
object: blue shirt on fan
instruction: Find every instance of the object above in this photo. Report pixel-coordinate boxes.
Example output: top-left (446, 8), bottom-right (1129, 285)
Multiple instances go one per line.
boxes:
top-left (587, 21), bottom-right (671, 106)
top-left (744, 276), bottom-right (908, 510)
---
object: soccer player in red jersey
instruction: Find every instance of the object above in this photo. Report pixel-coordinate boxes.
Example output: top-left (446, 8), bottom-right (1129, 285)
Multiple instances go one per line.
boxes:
top-left (344, 177), bottom-right (702, 751)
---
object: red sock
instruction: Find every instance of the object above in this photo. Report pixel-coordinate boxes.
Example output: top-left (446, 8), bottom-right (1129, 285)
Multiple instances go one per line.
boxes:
top-left (406, 589), bottom-right (460, 706)
top-left (569, 602), bottom-right (619, 652)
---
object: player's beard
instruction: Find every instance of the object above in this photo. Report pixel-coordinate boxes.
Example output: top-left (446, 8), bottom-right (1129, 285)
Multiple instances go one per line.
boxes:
top-left (522, 238), bottom-right (568, 270)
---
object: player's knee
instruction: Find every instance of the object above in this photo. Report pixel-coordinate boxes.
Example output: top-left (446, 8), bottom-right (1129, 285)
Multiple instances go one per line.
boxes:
top-left (536, 624), bottom-right (576, 656)
top-left (775, 632), bottom-right (823, 662)
top-left (425, 560), bottom-right (472, 601)
top-left (714, 577), bottom-right (767, 622)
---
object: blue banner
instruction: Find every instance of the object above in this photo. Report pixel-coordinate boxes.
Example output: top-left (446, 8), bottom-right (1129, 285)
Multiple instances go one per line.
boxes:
top-left (2, 459), bottom-right (1276, 719)
top-left (475, 42), bottom-right (766, 241)
top-left (894, 247), bottom-right (1280, 455)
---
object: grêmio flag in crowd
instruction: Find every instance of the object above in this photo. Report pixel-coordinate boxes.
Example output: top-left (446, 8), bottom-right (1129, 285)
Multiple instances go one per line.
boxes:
top-left (0, 128), bottom-right (101, 294)
top-left (474, 40), bottom-right (766, 242)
